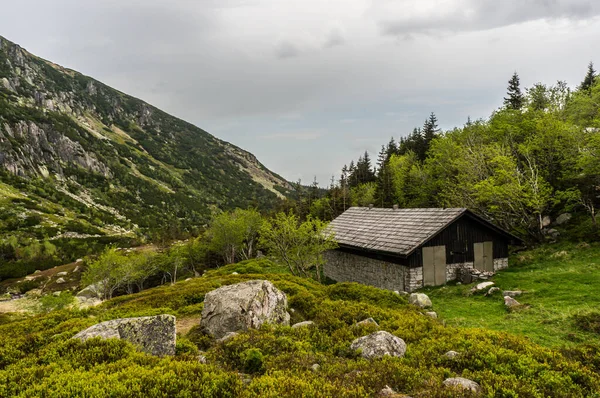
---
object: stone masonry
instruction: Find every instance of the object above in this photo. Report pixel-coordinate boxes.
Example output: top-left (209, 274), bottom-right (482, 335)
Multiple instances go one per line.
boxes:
top-left (324, 251), bottom-right (406, 292)
top-left (493, 258), bottom-right (508, 271)
top-left (446, 262), bottom-right (475, 282)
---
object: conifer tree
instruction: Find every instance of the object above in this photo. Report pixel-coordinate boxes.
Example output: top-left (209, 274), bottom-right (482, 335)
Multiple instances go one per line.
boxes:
top-left (504, 72), bottom-right (524, 110)
top-left (422, 112), bottom-right (439, 143)
top-left (385, 137), bottom-right (398, 160)
top-left (579, 62), bottom-right (597, 92)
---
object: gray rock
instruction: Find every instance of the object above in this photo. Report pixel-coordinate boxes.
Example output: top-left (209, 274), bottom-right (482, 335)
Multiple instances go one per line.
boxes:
top-left (545, 228), bottom-right (560, 239)
top-left (486, 287), bottom-right (500, 296)
top-left (201, 280), bottom-right (290, 339)
top-left (356, 317), bottom-right (379, 327)
top-left (473, 281), bottom-right (494, 292)
top-left (76, 281), bottom-right (105, 300)
top-left (217, 332), bottom-right (238, 343)
top-left (292, 321), bottom-right (315, 329)
top-left (72, 314), bottom-right (176, 356)
top-left (425, 311), bottom-right (437, 319)
top-left (443, 377), bottom-right (481, 393)
top-left (503, 290), bottom-right (522, 298)
top-left (541, 215), bottom-right (552, 227)
top-left (379, 385), bottom-right (397, 396)
top-left (444, 350), bottom-right (460, 359)
top-left (504, 296), bottom-right (521, 308)
top-left (55, 277), bottom-right (66, 284)
top-left (310, 363), bottom-right (320, 372)
top-left (555, 213), bottom-right (571, 225)
top-left (197, 354), bottom-right (207, 364)
top-left (53, 291), bottom-right (62, 297)
top-left (408, 293), bottom-right (432, 308)
top-left (350, 331), bottom-right (406, 359)
top-left (231, 272), bottom-right (239, 275)
top-left (56, 271), bottom-right (68, 277)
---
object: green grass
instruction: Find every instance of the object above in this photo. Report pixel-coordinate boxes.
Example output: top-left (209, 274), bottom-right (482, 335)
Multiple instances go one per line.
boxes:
top-left (426, 242), bottom-right (600, 348)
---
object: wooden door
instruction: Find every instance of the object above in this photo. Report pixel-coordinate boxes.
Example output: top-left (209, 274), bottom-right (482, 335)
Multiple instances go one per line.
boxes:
top-left (423, 245), bottom-right (446, 286)
top-left (474, 241), bottom-right (494, 272)
top-left (483, 241), bottom-right (494, 272)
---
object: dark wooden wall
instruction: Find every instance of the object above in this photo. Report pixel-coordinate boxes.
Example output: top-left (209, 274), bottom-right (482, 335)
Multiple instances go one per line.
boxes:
top-left (408, 215), bottom-right (509, 267)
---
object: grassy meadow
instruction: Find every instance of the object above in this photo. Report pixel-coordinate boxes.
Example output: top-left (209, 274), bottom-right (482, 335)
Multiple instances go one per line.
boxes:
top-left (426, 242), bottom-right (600, 348)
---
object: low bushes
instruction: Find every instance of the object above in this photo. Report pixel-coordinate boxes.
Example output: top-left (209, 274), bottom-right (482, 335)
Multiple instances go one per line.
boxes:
top-left (1, 264), bottom-right (600, 396)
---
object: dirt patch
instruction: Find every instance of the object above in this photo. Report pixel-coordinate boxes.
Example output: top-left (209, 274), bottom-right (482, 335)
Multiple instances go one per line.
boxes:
top-left (177, 317), bottom-right (200, 335)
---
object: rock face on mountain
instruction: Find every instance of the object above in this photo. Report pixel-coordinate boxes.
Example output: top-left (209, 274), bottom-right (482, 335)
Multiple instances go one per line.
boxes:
top-left (200, 280), bottom-right (290, 339)
top-left (73, 314), bottom-right (176, 356)
top-left (0, 35), bottom-right (291, 240)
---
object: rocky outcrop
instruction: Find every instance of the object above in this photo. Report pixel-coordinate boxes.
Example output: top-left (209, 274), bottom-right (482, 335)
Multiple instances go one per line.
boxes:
top-left (443, 377), bottom-right (481, 393)
top-left (350, 331), bottom-right (406, 359)
top-left (503, 290), bottom-right (522, 298)
top-left (200, 280), bottom-right (290, 339)
top-left (72, 314), bottom-right (176, 356)
top-left (408, 293), bottom-right (432, 308)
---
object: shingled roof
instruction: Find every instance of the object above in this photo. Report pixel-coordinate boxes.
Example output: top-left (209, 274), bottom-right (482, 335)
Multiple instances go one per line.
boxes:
top-left (327, 207), bottom-right (514, 257)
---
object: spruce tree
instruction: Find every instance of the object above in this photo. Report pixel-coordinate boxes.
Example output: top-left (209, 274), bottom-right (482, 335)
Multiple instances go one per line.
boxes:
top-left (504, 72), bottom-right (524, 110)
top-left (579, 62), bottom-right (596, 92)
top-left (385, 137), bottom-right (398, 160)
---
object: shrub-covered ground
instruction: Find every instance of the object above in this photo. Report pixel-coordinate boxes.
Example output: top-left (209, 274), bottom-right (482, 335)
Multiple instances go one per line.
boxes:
top-left (426, 242), bottom-right (600, 348)
top-left (2, 258), bottom-right (600, 397)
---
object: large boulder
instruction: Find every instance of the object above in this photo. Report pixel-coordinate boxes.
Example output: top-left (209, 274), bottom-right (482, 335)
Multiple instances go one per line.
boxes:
top-left (408, 293), bottom-right (432, 308)
top-left (201, 280), bottom-right (290, 339)
top-left (72, 314), bottom-right (176, 356)
top-left (350, 331), bottom-right (406, 359)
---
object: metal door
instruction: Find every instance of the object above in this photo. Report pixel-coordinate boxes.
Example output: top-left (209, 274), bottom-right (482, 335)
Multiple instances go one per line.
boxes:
top-left (423, 245), bottom-right (446, 286)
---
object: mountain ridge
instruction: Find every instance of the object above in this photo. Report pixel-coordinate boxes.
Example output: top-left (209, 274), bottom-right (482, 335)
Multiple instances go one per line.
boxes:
top-left (0, 35), bottom-right (292, 244)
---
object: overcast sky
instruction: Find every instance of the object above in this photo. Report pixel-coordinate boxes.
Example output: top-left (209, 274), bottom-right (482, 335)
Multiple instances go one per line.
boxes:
top-left (3, 0), bottom-right (600, 185)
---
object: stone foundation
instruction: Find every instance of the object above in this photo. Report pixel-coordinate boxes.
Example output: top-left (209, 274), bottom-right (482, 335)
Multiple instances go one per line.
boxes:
top-left (446, 262), bottom-right (474, 282)
top-left (493, 258), bottom-right (508, 271)
top-left (324, 251), bottom-right (406, 292)
top-left (405, 267), bottom-right (423, 292)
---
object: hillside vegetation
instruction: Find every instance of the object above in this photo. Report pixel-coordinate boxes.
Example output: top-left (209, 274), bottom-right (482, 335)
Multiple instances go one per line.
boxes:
top-left (2, 258), bottom-right (600, 397)
top-left (0, 35), bottom-right (292, 276)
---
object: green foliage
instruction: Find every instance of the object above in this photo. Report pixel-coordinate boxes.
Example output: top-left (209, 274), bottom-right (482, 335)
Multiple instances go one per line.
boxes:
top-left (1, 256), bottom-right (600, 396)
top-left (259, 212), bottom-right (337, 280)
top-left (573, 311), bottom-right (600, 334)
top-left (241, 348), bottom-right (266, 374)
top-left (39, 291), bottom-right (75, 313)
top-left (206, 208), bottom-right (264, 265)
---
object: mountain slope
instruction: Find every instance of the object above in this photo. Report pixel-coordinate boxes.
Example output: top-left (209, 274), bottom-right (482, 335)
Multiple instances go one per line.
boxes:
top-left (0, 35), bottom-right (292, 242)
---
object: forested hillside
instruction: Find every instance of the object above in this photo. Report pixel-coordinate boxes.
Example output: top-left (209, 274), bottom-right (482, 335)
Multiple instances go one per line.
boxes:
top-left (304, 66), bottom-right (600, 242)
top-left (0, 36), bottom-right (291, 275)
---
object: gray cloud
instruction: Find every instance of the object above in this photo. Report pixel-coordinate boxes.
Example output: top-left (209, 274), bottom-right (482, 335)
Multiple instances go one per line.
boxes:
top-left (2, 0), bottom-right (600, 185)
top-left (324, 26), bottom-right (346, 48)
top-left (274, 40), bottom-right (302, 59)
top-left (375, 0), bottom-right (600, 36)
